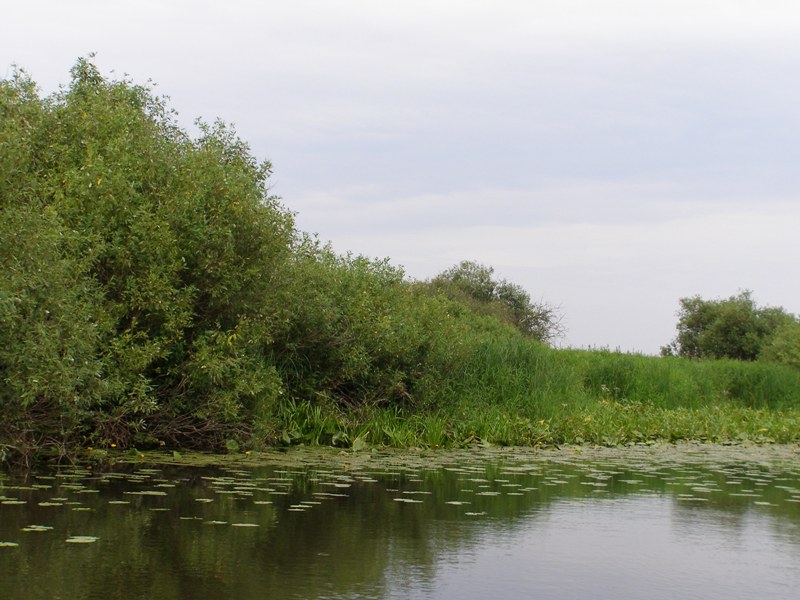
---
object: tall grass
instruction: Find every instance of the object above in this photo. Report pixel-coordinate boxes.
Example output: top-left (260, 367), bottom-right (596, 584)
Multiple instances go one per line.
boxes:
top-left (273, 339), bottom-right (800, 449)
top-left (432, 339), bottom-right (800, 413)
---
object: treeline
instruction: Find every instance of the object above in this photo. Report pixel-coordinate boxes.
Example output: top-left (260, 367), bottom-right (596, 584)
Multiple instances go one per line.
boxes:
top-left (662, 291), bottom-right (800, 367)
top-left (2, 60), bottom-right (799, 466)
top-left (0, 59), bottom-right (560, 462)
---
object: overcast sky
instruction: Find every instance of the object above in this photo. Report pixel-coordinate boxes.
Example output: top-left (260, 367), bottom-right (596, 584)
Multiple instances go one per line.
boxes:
top-left (3, 0), bottom-right (799, 354)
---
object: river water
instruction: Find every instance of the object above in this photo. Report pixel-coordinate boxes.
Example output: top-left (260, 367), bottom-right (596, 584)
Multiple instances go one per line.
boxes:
top-left (1, 444), bottom-right (799, 599)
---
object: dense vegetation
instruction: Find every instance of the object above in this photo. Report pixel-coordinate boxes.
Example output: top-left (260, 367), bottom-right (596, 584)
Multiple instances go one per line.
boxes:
top-left (2, 60), bottom-right (799, 467)
top-left (427, 260), bottom-right (563, 343)
top-left (662, 291), bottom-right (800, 365)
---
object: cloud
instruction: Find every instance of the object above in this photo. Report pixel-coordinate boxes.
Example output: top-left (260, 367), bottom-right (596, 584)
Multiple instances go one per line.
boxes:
top-left (286, 180), bottom-right (800, 353)
top-left (286, 179), bottom-right (800, 234)
top-left (5, 0), bottom-right (800, 353)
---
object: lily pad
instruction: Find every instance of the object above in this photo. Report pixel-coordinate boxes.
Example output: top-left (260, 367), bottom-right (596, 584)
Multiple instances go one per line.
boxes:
top-left (22, 525), bottom-right (54, 532)
top-left (66, 536), bottom-right (99, 544)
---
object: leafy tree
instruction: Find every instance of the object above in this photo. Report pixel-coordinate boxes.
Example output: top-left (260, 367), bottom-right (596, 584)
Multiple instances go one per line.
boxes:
top-left (759, 321), bottom-right (800, 369)
top-left (661, 291), bottom-right (797, 361)
top-left (429, 261), bottom-right (563, 343)
top-left (1, 58), bottom-right (295, 454)
top-left (270, 241), bottom-right (482, 409)
top-left (0, 205), bottom-right (110, 461)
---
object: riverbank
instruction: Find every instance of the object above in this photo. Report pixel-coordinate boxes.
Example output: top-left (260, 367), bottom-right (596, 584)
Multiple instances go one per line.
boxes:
top-left (264, 342), bottom-right (800, 451)
top-left (4, 341), bottom-right (800, 469)
top-left (5, 344), bottom-right (800, 469)
top-left (101, 440), bottom-right (800, 473)
top-left (3, 61), bottom-right (800, 469)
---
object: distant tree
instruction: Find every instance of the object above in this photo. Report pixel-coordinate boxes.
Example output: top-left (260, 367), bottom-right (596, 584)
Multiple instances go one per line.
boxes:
top-left (661, 291), bottom-right (797, 361)
top-left (429, 260), bottom-right (563, 343)
top-left (759, 320), bottom-right (800, 369)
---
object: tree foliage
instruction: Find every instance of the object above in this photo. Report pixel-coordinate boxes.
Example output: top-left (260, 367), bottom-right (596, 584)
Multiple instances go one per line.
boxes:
top-left (662, 291), bottom-right (798, 363)
top-left (759, 321), bottom-right (800, 369)
top-left (428, 260), bottom-right (563, 343)
top-left (1, 59), bottom-right (294, 456)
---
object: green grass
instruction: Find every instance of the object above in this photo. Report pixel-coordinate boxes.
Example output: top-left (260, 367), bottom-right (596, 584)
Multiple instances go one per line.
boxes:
top-left (270, 341), bottom-right (800, 450)
top-left (271, 399), bottom-right (800, 450)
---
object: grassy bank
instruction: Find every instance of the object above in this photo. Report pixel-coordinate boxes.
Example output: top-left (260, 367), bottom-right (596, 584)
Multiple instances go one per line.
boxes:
top-left (272, 342), bottom-right (800, 450)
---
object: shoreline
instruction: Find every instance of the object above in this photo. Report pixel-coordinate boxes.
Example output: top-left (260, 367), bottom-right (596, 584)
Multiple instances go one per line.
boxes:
top-left (100, 440), bottom-right (800, 471)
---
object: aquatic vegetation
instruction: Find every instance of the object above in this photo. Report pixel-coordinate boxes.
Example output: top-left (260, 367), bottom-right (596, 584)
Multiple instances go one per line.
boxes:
top-left (65, 536), bottom-right (99, 544)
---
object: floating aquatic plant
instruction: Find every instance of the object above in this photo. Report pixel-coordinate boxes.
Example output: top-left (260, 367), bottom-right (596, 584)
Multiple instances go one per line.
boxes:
top-left (21, 525), bottom-right (53, 532)
top-left (65, 536), bottom-right (99, 544)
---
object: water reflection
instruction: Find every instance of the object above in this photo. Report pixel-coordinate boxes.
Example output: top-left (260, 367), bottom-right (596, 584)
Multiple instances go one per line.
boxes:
top-left (1, 446), bottom-right (799, 599)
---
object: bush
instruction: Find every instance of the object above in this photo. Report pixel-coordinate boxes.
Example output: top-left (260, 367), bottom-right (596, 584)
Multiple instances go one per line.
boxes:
top-left (662, 291), bottom-right (797, 361)
top-left (428, 260), bottom-right (563, 342)
top-left (0, 205), bottom-right (109, 459)
top-left (1, 58), bottom-right (295, 456)
top-left (271, 241), bottom-right (494, 409)
top-left (7, 57), bottom-right (797, 463)
top-left (760, 321), bottom-right (800, 369)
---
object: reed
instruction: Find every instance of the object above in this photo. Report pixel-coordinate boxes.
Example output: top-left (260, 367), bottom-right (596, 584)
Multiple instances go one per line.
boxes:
top-left (274, 340), bottom-right (800, 449)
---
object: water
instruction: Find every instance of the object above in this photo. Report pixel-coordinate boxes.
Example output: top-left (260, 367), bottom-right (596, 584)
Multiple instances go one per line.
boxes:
top-left (1, 445), bottom-right (799, 599)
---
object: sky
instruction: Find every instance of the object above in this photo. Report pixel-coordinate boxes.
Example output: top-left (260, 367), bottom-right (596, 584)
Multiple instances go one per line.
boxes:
top-left (3, 0), bottom-right (799, 354)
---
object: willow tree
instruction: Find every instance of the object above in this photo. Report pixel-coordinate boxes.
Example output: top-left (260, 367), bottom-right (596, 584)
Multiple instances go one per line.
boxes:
top-left (661, 291), bottom-right (797, 361)
top-left (1, 58), bottom-right (295, 458)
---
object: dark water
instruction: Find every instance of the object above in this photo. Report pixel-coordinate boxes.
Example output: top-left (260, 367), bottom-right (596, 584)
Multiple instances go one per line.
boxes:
top-left (1, 445), bottom-right (799, 599)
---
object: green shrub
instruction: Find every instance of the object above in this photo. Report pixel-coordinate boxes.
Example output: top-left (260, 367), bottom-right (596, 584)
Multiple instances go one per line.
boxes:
top-left (1, 59), bottom-right (295, 457)
top-left (0, 204), bottom-right (109, 458)
top-left (662, 291), bottom-right (797, 360)
top-left (760, 321), bottom-right (800, 369)
top-left (428, 260), bottom-right (563, 342)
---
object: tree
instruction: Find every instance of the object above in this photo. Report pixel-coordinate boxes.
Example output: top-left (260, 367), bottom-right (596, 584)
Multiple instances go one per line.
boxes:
top-left (759, 321), bottom-right (800, 369)
top-left (429, 260), bottom-right (563, 343)
top-left (661, 291), bottom-right (797, 361)
top-left (1, 58), bottom-right (295, 454)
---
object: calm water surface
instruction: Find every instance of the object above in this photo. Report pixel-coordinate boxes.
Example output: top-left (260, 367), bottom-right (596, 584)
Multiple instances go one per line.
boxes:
top-left (1, 445), bottom-right (799, 599)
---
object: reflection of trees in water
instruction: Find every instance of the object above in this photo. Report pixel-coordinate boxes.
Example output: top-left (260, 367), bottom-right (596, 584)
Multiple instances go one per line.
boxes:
top-left (1, 454), bottom-right (799, 599)
top-left (665, 463), bottom-right (800, 548)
